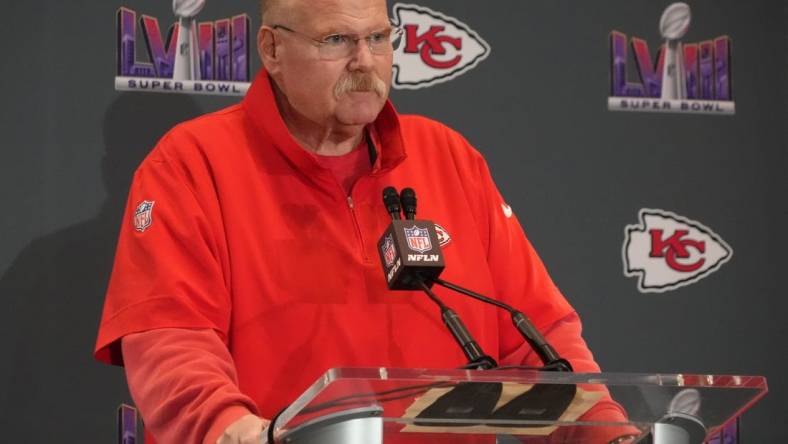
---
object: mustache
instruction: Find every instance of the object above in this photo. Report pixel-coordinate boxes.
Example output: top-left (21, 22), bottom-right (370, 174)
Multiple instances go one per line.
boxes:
top-left (334, 72), bottom-right (387, 98)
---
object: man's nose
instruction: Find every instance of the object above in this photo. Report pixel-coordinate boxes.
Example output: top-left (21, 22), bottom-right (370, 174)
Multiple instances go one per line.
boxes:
top-left (348, 38), bottom-right (375, 71)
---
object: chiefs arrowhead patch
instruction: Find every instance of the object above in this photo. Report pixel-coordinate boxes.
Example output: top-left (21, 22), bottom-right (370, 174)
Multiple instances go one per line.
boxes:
top-left (434, 223), bottom-right (451, 247)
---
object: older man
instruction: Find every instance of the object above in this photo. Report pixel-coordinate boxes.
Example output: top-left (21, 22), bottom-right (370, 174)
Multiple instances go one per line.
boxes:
top-left (95, 0), bottom-right (632, 443)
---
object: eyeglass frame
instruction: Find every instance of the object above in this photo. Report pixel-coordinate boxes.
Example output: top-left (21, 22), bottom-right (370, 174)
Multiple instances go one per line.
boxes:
top-left (269, 23), bottom-right (404, 60)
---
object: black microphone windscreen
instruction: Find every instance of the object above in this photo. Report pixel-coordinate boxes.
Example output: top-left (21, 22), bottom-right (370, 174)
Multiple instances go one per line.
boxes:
top-left (383, 186), bottom-right (399, 202)
top-left (400, 188), bottom-right (417, 220)
top-left (383, 186), bottom-right (402, 220)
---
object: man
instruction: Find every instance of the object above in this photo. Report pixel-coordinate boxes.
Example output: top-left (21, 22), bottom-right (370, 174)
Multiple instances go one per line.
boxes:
top-left (95, 0), bottom-right (635, 443)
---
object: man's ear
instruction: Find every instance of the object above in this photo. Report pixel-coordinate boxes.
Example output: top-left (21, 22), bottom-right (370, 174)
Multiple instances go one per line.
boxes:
top-left (257, 26), bottom-right (279, 73)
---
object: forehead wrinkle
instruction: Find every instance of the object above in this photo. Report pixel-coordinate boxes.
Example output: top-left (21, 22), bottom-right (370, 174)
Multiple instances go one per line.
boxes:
top-left (295, 0), bottom-right (389, 34)
top-left (311, 13), bottom-right (390, 37)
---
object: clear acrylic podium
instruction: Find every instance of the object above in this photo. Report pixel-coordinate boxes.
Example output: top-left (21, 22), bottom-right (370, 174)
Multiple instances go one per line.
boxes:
top-left (269, 368), bottom-right (767, 444)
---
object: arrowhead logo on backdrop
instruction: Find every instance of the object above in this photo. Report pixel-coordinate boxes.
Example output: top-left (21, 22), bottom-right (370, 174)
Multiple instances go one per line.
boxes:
top-left (391, 3), bottom-right (490, 89)
top-left (623, 209), bottom-right (732, 293)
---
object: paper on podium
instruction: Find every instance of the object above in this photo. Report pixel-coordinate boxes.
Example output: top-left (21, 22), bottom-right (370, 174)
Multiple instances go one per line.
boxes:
top-left (401, 382), bottom-right (603, 436)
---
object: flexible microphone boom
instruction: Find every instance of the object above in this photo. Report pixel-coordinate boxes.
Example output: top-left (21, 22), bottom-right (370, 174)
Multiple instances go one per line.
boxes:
top-left (430, 278), bottom-right (572, 372)
top-left (378, 186), bottom-right (572, 372)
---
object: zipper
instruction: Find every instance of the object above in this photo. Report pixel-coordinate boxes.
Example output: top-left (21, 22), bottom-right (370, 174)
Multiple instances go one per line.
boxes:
top-left (346, 195), bottom-right (370, 262)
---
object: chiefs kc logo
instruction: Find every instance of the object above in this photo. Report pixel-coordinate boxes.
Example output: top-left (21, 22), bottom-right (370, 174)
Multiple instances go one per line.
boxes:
top-left (623, 209), bottom-right (732, 293)
top-left (391, 3), bottom-right (490, 89)
top-left (649, 229), bottom-right (707, 272)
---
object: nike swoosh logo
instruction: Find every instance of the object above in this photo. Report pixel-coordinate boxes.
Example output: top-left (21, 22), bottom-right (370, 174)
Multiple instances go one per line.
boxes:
top-left (501, 203), bottom-right (513, 218)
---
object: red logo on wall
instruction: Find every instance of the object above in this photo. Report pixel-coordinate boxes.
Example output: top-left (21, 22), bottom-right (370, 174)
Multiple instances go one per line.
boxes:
top-left (403, 25), bottom-right (462, 69)
top-left (391, 3), bottom-right (490, 89)
top-left (623, 209), bottom-right (732, 293)
top-left (649, 229), bottom-right (707, 272)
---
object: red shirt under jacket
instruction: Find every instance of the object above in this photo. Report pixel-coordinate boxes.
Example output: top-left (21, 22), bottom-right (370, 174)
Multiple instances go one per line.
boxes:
top-left (95, 69), bottom-right (591, 441)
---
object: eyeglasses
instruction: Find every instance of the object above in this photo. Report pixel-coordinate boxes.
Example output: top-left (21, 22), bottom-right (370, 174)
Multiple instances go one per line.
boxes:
top-left (272, 24), bottom-right (404, 60)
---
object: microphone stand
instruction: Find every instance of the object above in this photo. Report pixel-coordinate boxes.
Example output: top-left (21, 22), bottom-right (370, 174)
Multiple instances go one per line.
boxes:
top-left (428, 277), bottom-right (573, 372)
top-left (416, 279), bottom-right (497, 370)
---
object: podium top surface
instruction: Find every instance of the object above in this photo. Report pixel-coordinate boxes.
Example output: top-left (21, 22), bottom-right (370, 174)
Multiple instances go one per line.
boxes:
top-left (272, 367), bottom-right (767, 443)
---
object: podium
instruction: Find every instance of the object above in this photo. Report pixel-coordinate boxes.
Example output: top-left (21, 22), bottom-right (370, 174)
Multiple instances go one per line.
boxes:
top-left (269, 368), bottom-right (767, 444)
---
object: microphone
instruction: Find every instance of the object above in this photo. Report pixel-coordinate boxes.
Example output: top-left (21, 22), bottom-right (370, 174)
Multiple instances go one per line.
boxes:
top-left (377, 186), bottom-right (572, 372)
top-left (400, 187), bottom-right (417, 220)
top-left (431, 278), bottom-right (572, 372)
top-left (418, 281), bottom-right (497, 370)
top-left (377, 186), bottom-right (495, 370)
top-left (382, 186), bottom-right (402, 220)
top-left (377, 188), bottom-right (444, 290)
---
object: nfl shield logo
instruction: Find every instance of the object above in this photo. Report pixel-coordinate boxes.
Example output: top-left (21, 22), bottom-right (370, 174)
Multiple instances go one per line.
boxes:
top-left (382, 234), bottom-right (397, 267)
top-left (404, 225), bottom-right (432, 253)
top-left (133, 200), bottom-right (155, 233)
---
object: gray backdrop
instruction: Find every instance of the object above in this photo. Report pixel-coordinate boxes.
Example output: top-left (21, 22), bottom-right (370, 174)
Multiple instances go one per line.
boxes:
top-left (0, 0), bottom-right (785, 442)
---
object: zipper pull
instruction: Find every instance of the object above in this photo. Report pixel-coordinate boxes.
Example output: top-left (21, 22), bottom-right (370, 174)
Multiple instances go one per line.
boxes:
top-left (347, 196), bottom-right (354, 209)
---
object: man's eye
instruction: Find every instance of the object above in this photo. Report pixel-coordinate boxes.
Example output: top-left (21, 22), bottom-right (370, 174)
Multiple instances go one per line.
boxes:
top-left (323, 34), bottom-right (348, 46)
top-left (369, 32), bottom-right (388, 44)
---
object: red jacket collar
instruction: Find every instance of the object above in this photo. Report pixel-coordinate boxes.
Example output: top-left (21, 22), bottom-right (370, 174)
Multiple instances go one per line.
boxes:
top-left (241, 69), bottom-right (407, 176)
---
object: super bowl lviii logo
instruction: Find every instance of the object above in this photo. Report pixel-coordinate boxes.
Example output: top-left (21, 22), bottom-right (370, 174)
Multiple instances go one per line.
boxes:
top-left (391, 3), bottom-right (490, 89)
top-left (623, 209), bottom-right (732, 293)
top-left (116, 0), bottom-right (250, 96)
top-left (608, 2), bottom-right (734, 115)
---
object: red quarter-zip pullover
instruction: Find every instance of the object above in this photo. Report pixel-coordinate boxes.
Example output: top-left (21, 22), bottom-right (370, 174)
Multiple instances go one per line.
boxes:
top-left (94, 70), bottom-right (605, 442)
